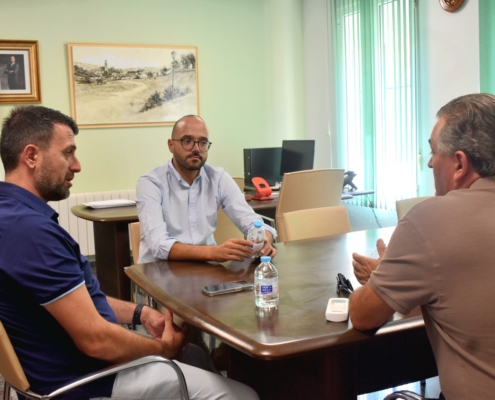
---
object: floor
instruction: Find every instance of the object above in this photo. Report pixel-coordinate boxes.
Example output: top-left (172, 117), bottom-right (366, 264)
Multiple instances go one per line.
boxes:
top-left (1, 204), bottom-right (437, 400)
top-left (0, 379), bottom-right (17, 400)
top-left (345, 202), bottom-right (398, 232)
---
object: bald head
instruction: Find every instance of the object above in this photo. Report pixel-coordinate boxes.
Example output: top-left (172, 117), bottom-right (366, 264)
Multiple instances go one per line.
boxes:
top-left (168, 115), bottom-right (210, 182)
top-left (171, 115), bottom-right (206, 139)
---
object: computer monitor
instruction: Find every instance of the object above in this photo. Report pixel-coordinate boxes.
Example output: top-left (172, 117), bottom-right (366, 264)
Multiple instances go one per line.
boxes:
top-left (243, 147), bottom-right (283, 187)
top-left (280, 140), bottom-right (315, 175)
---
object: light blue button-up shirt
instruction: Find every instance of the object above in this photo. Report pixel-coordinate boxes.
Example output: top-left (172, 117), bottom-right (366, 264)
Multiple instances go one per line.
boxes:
top-left (136, 160), bottom-right (277, 263)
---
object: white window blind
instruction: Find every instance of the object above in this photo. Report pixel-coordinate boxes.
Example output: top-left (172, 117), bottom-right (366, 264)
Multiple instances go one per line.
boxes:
top-left (332, 0), bottom-right (418, 210)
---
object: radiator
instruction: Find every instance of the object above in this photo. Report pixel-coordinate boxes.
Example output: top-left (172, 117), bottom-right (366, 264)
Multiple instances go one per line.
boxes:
top-left (48, 189), bottom-right (136, 256)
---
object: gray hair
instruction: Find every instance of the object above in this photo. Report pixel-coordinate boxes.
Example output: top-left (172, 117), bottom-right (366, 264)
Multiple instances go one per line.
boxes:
top-left (1, 105), bottom-right (78, 173)
top-left (436, 93), bottom-right (495, 177)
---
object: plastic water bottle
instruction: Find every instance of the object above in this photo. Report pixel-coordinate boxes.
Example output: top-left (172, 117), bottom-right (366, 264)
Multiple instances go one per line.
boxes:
top-left (247, 220), bottom-right (265, 258)
top-left (254, 256), bottom-right (279, 309)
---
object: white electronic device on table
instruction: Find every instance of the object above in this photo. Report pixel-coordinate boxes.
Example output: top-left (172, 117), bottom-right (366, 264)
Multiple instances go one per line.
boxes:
top-left (325, 298), bottom-right (349, 322)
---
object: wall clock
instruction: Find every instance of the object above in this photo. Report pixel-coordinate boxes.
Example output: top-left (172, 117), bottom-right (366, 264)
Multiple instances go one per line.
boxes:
top-left (439, 0), bottom-right (464, 12)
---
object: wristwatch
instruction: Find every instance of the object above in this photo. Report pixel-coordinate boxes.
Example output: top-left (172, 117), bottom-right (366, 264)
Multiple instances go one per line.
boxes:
top-left (132, 303), bottom-right (146, 325)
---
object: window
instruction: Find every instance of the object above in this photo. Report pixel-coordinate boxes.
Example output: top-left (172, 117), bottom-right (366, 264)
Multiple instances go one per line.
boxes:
top-left (332, 0), bottom-right (418, 210)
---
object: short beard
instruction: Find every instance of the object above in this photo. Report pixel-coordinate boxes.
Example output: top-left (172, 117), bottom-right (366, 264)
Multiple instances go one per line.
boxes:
top-left (185, 162), bottom-right (205, 171)
top-left (184, 154), bottom-right (206, 171)
top-left (34, 161), bottom-right (70, 202)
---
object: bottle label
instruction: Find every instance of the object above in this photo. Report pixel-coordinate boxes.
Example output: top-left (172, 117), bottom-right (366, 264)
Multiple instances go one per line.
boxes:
top-left (257, 281), bottom-right (279, 296)
top-left (261, 285), bottom-right (272, 294)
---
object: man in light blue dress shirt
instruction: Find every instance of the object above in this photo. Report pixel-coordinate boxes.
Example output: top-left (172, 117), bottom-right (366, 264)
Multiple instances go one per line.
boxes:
top-left (136, 115), bottom-right (277, 264)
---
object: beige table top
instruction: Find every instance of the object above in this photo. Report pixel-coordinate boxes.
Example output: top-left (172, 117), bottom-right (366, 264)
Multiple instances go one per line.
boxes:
top-left (71, 204), bottom-right (139, 222)
top-left (126, 226), bottom-right (424, 360)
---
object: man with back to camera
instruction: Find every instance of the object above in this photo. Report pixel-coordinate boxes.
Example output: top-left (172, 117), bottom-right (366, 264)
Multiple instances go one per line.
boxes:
top-left (136, 114), bottom-right (277, 264)
top-left (349, 93), bottom-right (495, 400)
top-left (0, 106), bottom-right (259, 400)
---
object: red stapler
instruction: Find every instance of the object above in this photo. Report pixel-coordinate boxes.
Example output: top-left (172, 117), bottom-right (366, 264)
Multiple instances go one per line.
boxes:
top-left (251, 177), bottom-right (274, 201)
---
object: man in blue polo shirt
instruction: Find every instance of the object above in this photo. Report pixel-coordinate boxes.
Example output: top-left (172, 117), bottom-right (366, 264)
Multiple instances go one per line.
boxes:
top-left (0, 106), bottom-right (258, 399)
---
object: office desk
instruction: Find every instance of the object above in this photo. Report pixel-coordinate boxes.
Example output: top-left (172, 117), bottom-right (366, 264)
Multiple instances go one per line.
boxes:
top-left (125, 227), bottom-right (437, 399)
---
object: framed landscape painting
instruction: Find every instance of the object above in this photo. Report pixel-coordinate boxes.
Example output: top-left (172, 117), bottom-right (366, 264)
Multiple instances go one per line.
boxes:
top-left (68, 43), bottom-right (199, 128)
top-left (0, 40), bottom-right (41, 104)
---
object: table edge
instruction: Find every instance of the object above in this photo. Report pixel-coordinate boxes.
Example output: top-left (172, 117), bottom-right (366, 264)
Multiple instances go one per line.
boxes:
top-left (126, 265), bottom-right (425, 360)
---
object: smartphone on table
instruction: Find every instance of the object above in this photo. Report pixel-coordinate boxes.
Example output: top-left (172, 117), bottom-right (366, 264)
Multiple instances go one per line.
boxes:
top-left (202, 280), bottom-right (254, 296)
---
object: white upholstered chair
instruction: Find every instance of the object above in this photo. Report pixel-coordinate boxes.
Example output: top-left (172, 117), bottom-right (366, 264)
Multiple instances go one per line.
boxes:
top-left (129, 221), bottom-right (141, 265)
top-left (275, 169), bottom-right (345, 242)
top-left (232, 176), bottom-right (245, 192)
top-left (283, 206), bottom-right (351, 242)
top-left (396, 196), bottom-right (433, 220)
top-left (212, 175), bottom-right (245, 244)
top-left (213, 208), bottom-right (244, 244)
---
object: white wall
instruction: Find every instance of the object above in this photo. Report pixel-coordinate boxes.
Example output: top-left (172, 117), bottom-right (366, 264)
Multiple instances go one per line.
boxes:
top-left (416, 0), bottom-right (479, 195)
top-left (303, 0), bottom-right (481, 195)
top-left (303, 0), bottom-right (336, 169)
top-left (266, 0), bottom-right (307, 145)
top-left (0, 0), bottom-right (307, 192)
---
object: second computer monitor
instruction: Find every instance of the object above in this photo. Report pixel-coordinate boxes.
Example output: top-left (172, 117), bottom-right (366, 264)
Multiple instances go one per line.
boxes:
top-left (280, 140), bottom-right (315, 175)
top-left (243, 147), bottom-right (283, 187)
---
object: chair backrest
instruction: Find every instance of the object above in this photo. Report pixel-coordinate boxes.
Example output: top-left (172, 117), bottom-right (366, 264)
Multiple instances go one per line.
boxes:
top-left (276, 168), bottom-right (345, 242)
top-left (283, 206), bottom-right (351, 242)
top-left (130, 222), bottom-right (141, 265)
top-left (213, 208), bottom-right (244, 244)
top-left (232, 176), bottom-right (245, 192)
top-left (396, 196), bottom-right (433, 220)
top-left (0, 320), bottom-right (30, 392)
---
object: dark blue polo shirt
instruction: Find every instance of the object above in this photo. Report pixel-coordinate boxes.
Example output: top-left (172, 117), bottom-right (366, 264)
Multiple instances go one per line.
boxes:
top-left (0, 182), bottom-right (117, 399)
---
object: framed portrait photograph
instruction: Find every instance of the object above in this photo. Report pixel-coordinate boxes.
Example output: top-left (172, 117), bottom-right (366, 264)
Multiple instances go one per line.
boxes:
top-left (68, 43), bottom-right (199, 128)
top-left (0, 40), bottom-right (41, 104)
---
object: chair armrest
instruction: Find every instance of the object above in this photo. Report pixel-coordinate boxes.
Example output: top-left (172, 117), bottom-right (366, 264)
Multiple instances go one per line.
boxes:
top-left (47, 355), bottom-right (189, 400)
top-left (383, 391), bottom-right (425, 400)
top-left (256, 214), bottom-right (277, 243)
top-left (256, 214), bottom-right (275, 228)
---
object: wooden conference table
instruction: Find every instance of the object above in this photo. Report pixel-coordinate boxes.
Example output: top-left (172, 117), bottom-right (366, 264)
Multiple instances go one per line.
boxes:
top-left (125, 227), bottom-right (437, 400)
top-left (71, 190), bottom-right (374, 301)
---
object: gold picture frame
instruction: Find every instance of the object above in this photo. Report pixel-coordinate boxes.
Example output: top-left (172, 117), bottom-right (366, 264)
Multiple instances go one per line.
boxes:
top-left (68, 42), bottom-right (199, 129)
top-left (0, 40), bottom-right (41, 104)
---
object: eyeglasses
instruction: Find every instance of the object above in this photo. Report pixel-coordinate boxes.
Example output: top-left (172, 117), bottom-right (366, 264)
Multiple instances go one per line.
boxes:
top-left (336, 273), bottom-right (354, 294)
top-left (172, 138), bottom-right (212, 152)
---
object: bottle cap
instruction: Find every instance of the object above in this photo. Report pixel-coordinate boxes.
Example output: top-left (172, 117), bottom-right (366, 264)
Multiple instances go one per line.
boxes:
top-left (253, 220), bottom-right (263, 228)
top-left (260, 256), bottom-right (271, 262)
